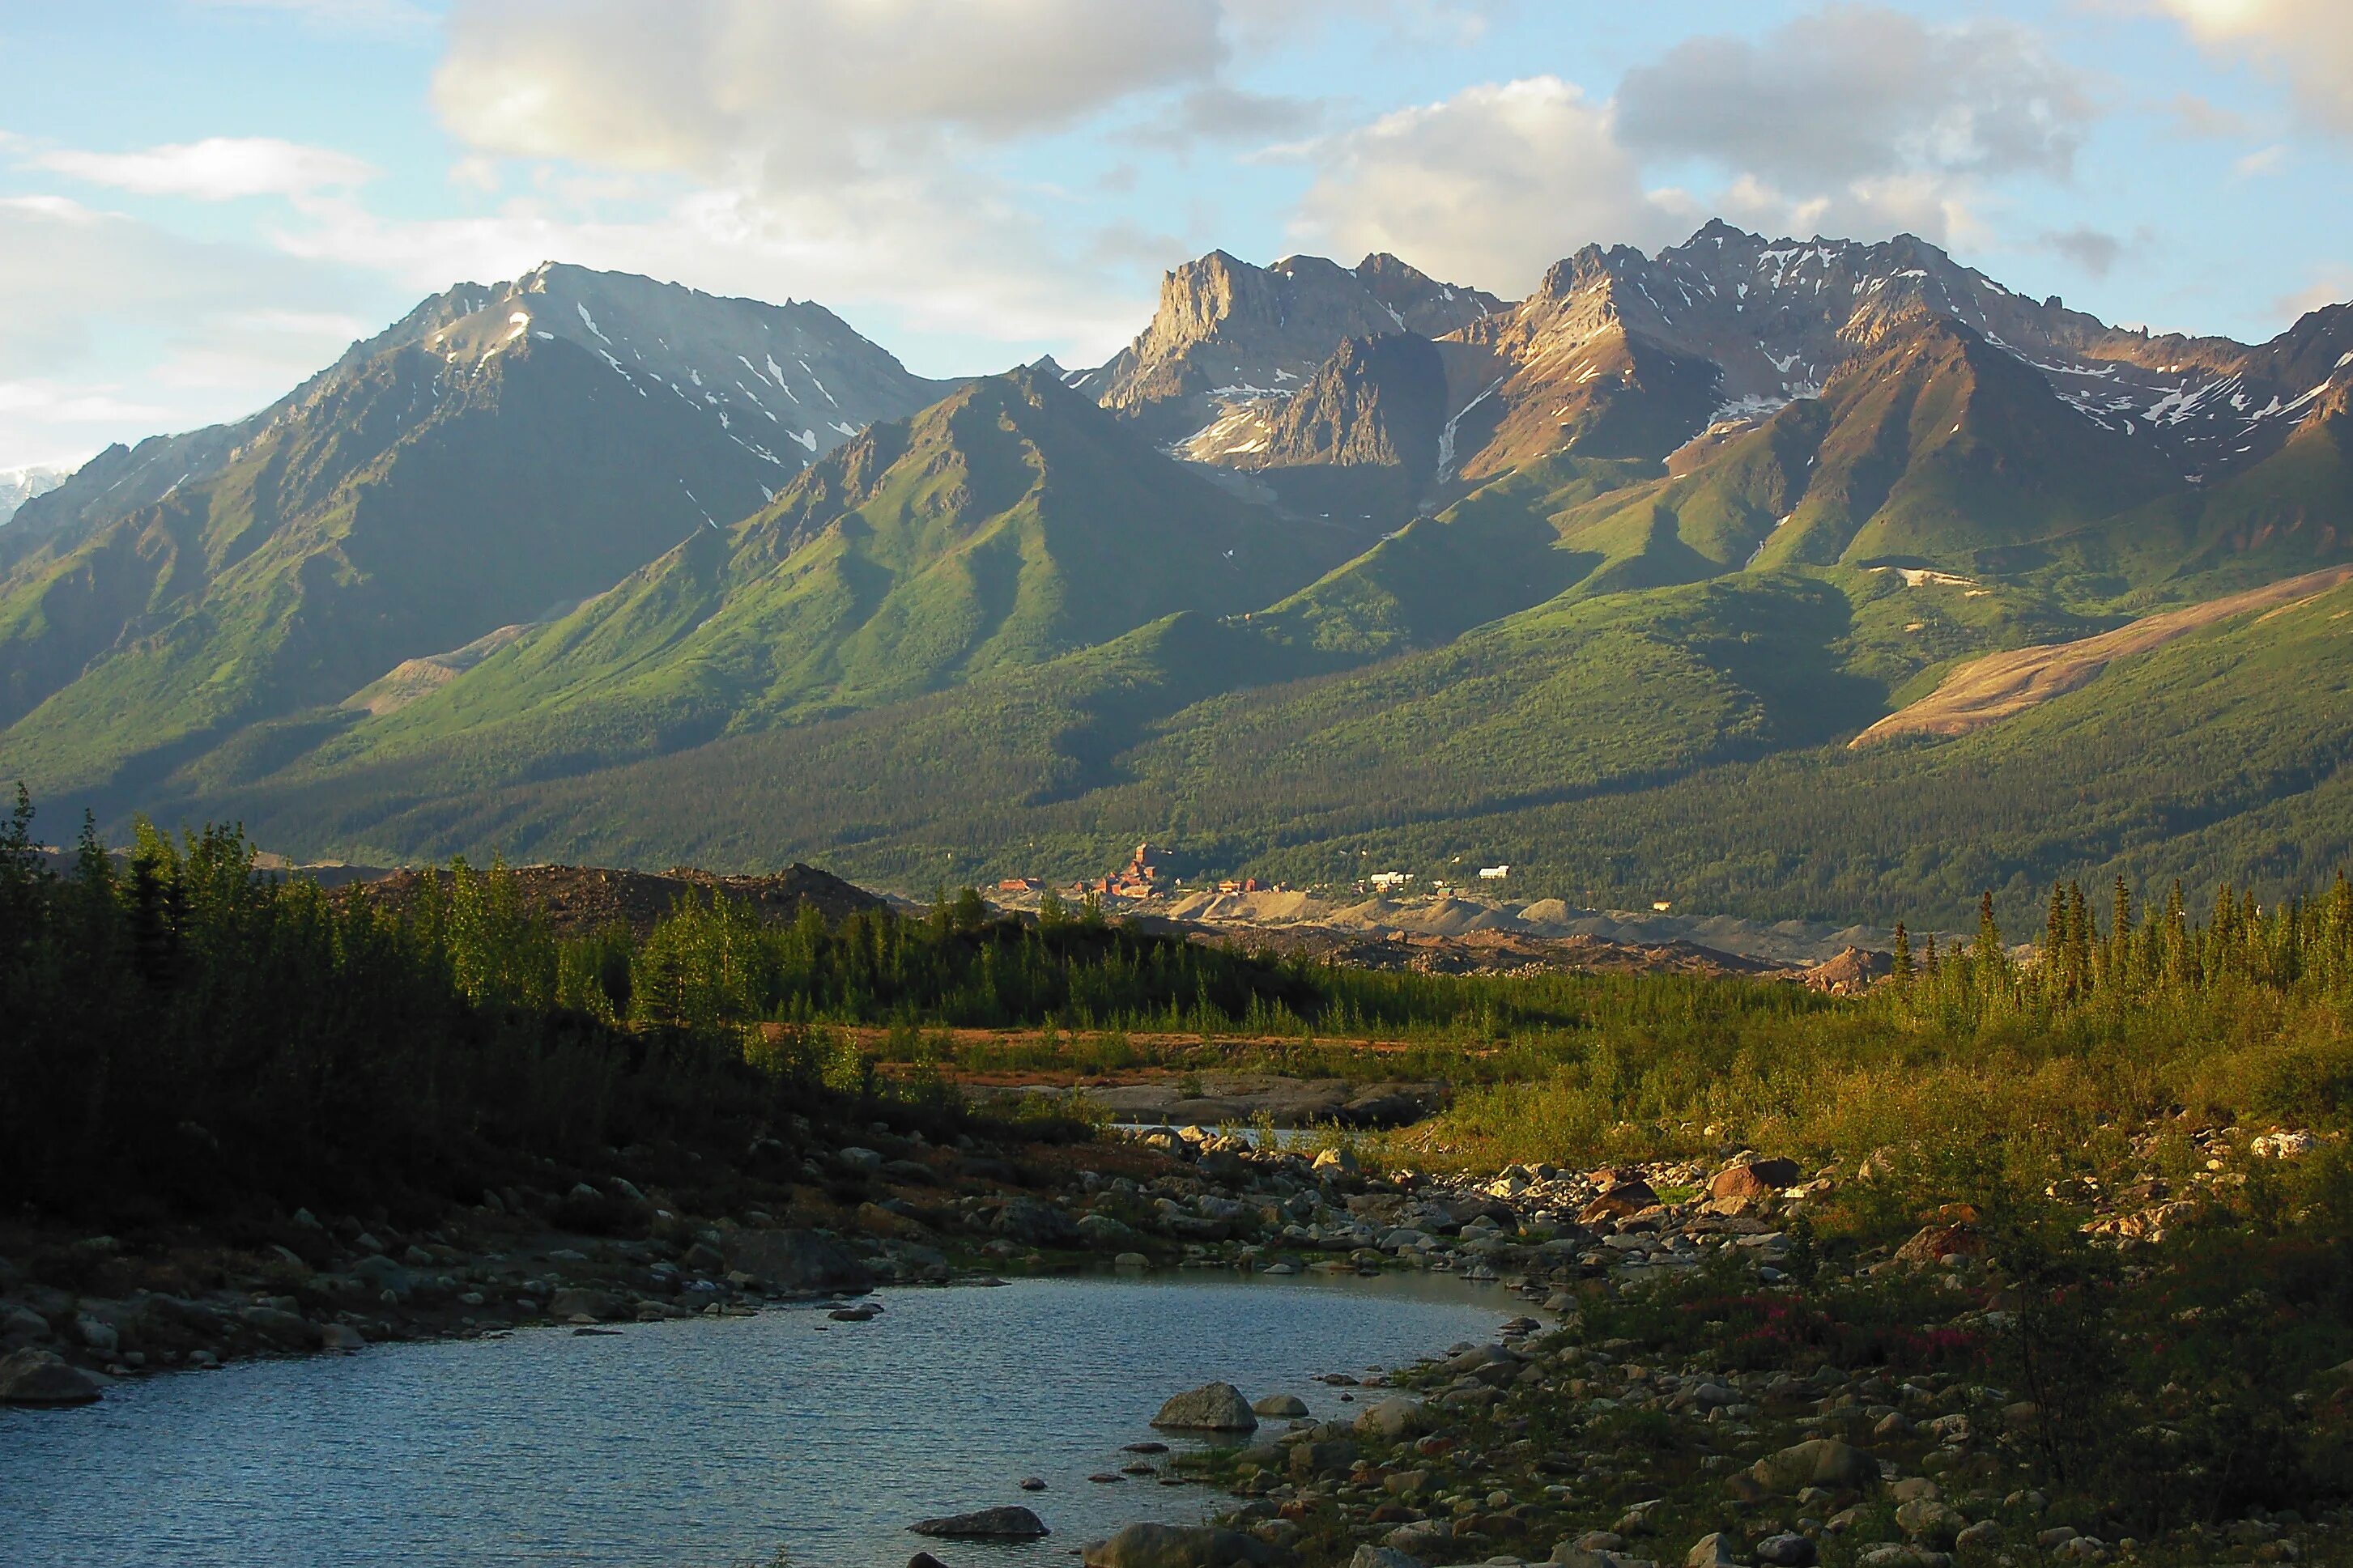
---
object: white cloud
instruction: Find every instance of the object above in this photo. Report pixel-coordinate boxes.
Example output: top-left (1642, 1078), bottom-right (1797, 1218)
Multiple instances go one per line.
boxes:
top-left (1617, 9), bottom-right (2092, 186)
top-left (2234, 142), bottom-right (2289, 177)
top-left (1287, 77), bottom-right (1679, 294)
top-left (402, 0), bottom-right (1302, 365)
top-left (0, 196), bottom-right (374, 466)
top-left (1596, 6), bottom-right (2096, 249)
top-left (2274, 266), bottom-right (2353, 321)
top-left (2155, 0), bottom-right (2353, 134)
top-left (29, 137), bottom-right (377, 201)
top-left (432, 0), bottom-right (1232, 176)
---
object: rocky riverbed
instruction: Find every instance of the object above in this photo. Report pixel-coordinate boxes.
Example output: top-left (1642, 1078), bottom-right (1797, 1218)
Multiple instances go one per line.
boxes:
top-left (3, 1112), bottom-right (2341, 1568)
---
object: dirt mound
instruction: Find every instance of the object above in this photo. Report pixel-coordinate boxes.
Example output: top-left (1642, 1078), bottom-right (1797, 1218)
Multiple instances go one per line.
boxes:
top-left (1802, 945), bottom-right (1893, 994)
top-left (348, 862), bottom-right (882, 936)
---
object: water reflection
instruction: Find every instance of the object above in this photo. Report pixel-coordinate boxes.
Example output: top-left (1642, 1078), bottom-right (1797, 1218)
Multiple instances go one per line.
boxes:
top-left (0, 1270), bottom-right (1510, 1568)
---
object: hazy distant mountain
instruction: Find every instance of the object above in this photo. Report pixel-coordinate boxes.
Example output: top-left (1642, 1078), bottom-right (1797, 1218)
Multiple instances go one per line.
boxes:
top-left (0, 465), bottom-right (66, 529)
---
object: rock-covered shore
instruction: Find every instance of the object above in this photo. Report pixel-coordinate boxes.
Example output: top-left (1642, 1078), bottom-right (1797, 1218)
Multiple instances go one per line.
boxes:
top-left (4, 1111), bottom-right (2339, 1568)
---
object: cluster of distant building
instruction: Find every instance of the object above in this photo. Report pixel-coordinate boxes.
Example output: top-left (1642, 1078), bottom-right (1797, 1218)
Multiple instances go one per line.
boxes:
top-left (991, 843), bottom-right (1673, 913)
top-left (998, 842), bottom-right (1279, 903)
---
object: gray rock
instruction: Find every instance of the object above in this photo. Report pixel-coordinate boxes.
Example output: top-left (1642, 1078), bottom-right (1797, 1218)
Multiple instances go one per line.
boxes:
top-left (1897, 1501), bottom-right (1965, 1549)
top-left (74, 1314), bottom-right (118, 1354)
top-left (236, 1307), bottom-right (321, 1348)
top-left (0, 1347), bottom-right (102, 1405)
top-left (1075, 1213), bottom-right (1144, 1249)
top-left (1, 1306), bottom-right (51, 1343)
top-left (729, 1229), bottom-right (876, 1294)
top-left (1687, 1533), bottom-right (1743, 1568)
top-left (349, 1254), bottom-right (414, 1299)
top-left (1084, 1523), bottom-right (1276, 1568)
top-left (547, 1288), bottom-right (628, 1323)
top-left (1750, 1438), bottom-right (1879, 1494)
top-left (839, 1147), bottom-right (886, 1175)
top-left (1351, 1548), bottom-right (1425, 1568)
top-left (318, 1324), bottom-right (366, 1351)
top-left (1251, 1393), bottom-right (1309, 1418)
top-left (910, 1506), bottom-right (1049, 1540)
top-left (1387, 1520), bottom-right (1453, 1557)
top-left (1857, 1549), bottom-right (1948, 1568)
top-left (996, 1197), bottom-right (1082, 1248)
top-left (1756, 1536), bottom-right (1817, 1567)
top-left (1952, 1522), bottom-right (1999, 1553)
top-left (1353, 1395), bottom-right (1433, 1441)
top-left (1153, 1381), bottom-right (1257, 1430)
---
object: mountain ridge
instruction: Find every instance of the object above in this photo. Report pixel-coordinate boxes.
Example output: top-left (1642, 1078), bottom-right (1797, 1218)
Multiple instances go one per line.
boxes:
top-left (8, 223), bottom-right (2353, 932)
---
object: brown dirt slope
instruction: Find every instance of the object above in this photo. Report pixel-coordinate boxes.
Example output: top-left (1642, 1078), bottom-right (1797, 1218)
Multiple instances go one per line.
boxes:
top-left (1851, 564), bottom-right (2353, 746)
top-left (348, 863), bottom-right (882, 936)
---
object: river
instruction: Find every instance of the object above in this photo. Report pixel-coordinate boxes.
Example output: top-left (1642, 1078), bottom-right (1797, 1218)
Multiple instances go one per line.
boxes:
top-left (0, 1269), bottom-right (1513, 1568)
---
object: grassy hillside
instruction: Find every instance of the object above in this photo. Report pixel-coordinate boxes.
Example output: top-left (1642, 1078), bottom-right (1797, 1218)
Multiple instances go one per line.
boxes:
top-left (239, 368), bottom-right (1363, 797)
top-left (0, 336), bottom-right (777, 802)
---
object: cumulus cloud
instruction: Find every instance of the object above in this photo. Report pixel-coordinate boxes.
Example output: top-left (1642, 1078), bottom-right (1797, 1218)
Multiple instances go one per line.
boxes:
top-left (432, 0), bottom-right (1232, 176)
top-left (1619, 9), bottom-right (2091, 185)
top-left (1287, 77), bottom-right (1680, 293)
top-left (2155, 0), bottom-right (2353, 134)
top-left (2041, 226), bottom-right (2126, 277)
top-left (28, 137), bottom-right (377, 201)
top-left (2274, 266), bottom-right (2353, 321)
top-left (1606, 6), bottom-right (2094, 246)
top-left (0, 196), bottom-right (372, 466)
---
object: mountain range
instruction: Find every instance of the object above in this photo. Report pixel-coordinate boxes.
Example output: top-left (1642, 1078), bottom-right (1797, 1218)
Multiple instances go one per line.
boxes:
top-left (5, 224), bottom-right (2351, 928)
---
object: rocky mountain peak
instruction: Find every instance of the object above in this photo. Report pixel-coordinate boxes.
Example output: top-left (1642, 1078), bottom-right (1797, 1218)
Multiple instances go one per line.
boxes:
top-left (1087, 247), bottom-right (1504, 444)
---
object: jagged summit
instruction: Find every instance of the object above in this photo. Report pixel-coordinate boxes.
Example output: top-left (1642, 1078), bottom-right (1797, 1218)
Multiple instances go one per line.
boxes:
top-left (1189, 219), bottom-right (2353, 497)
top-left (1081, 247), bottom-right (1504, 444)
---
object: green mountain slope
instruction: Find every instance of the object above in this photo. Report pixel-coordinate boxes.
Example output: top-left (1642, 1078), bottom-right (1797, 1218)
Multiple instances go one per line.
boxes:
top-left (0, 334), bottom-right (777, 800)
top-left (245, 367), bottom-right (1362, 790)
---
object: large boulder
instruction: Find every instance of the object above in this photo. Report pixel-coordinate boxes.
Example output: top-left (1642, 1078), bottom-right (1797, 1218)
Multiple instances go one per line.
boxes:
top-left (0, 1347), bottom-right (102, 1406)
top-left (1084, 1523), bottom-right (1275, 1568)
top-left (236, 1306), bottom-right (323, 1348)
top-left (1708, 1159), bottom-right (1802, 1200)
top-left (1252, 1393), bottom-right (1309, 1418)
top-left (547, 1288), bottom-right (628, 1324)
top-left (1687, 1533), bottom-right (1743, 1568)
top-left (1153, 1381), bottom-right (1258, 1430)
top-left (1749, 1438), bottom-right (1879, 1494)
top-left (1350, 1548), bottom-right (1424, 1568)
top-left (1353, 1396), bottom-right (1433, 1441)
top-left (1580, 1180), bottom-right (1659, 1223)
top-left (1896, 1500), bottom-right (1966, 1548)
top-left (996, 1197), bottom-right (1082, 1249)
top-left (911, 1506), bottom-right (1049, 1539)
top-left (1075, 1213), bottom-right (1144, 1250)
top-left (729, 1230), bottom-right (875, 1295)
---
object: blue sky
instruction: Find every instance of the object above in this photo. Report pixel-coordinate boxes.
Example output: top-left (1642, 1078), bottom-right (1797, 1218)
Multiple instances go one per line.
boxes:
top-left (2, 0), bottom-right (2348, 470)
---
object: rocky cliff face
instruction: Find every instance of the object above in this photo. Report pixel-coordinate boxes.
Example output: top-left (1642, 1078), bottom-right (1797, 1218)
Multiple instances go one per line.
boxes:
top-left (1080, 250), bottom-right (1501, 445)
top-left (1198, 221), bottom-right (2353, 498)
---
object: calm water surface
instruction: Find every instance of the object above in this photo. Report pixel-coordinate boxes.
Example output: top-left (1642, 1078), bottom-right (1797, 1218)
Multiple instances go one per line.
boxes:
top-left (0, 1270), bottom-right (1511, 1568)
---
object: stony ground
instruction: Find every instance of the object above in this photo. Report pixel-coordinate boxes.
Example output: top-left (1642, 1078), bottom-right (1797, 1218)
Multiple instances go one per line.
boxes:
top-left (2, 1114), bottom-right (2342, 1568)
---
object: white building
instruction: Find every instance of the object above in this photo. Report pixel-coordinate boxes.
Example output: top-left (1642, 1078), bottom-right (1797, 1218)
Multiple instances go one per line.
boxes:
top-left (1478, 865), bottom-right (1509, 882)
